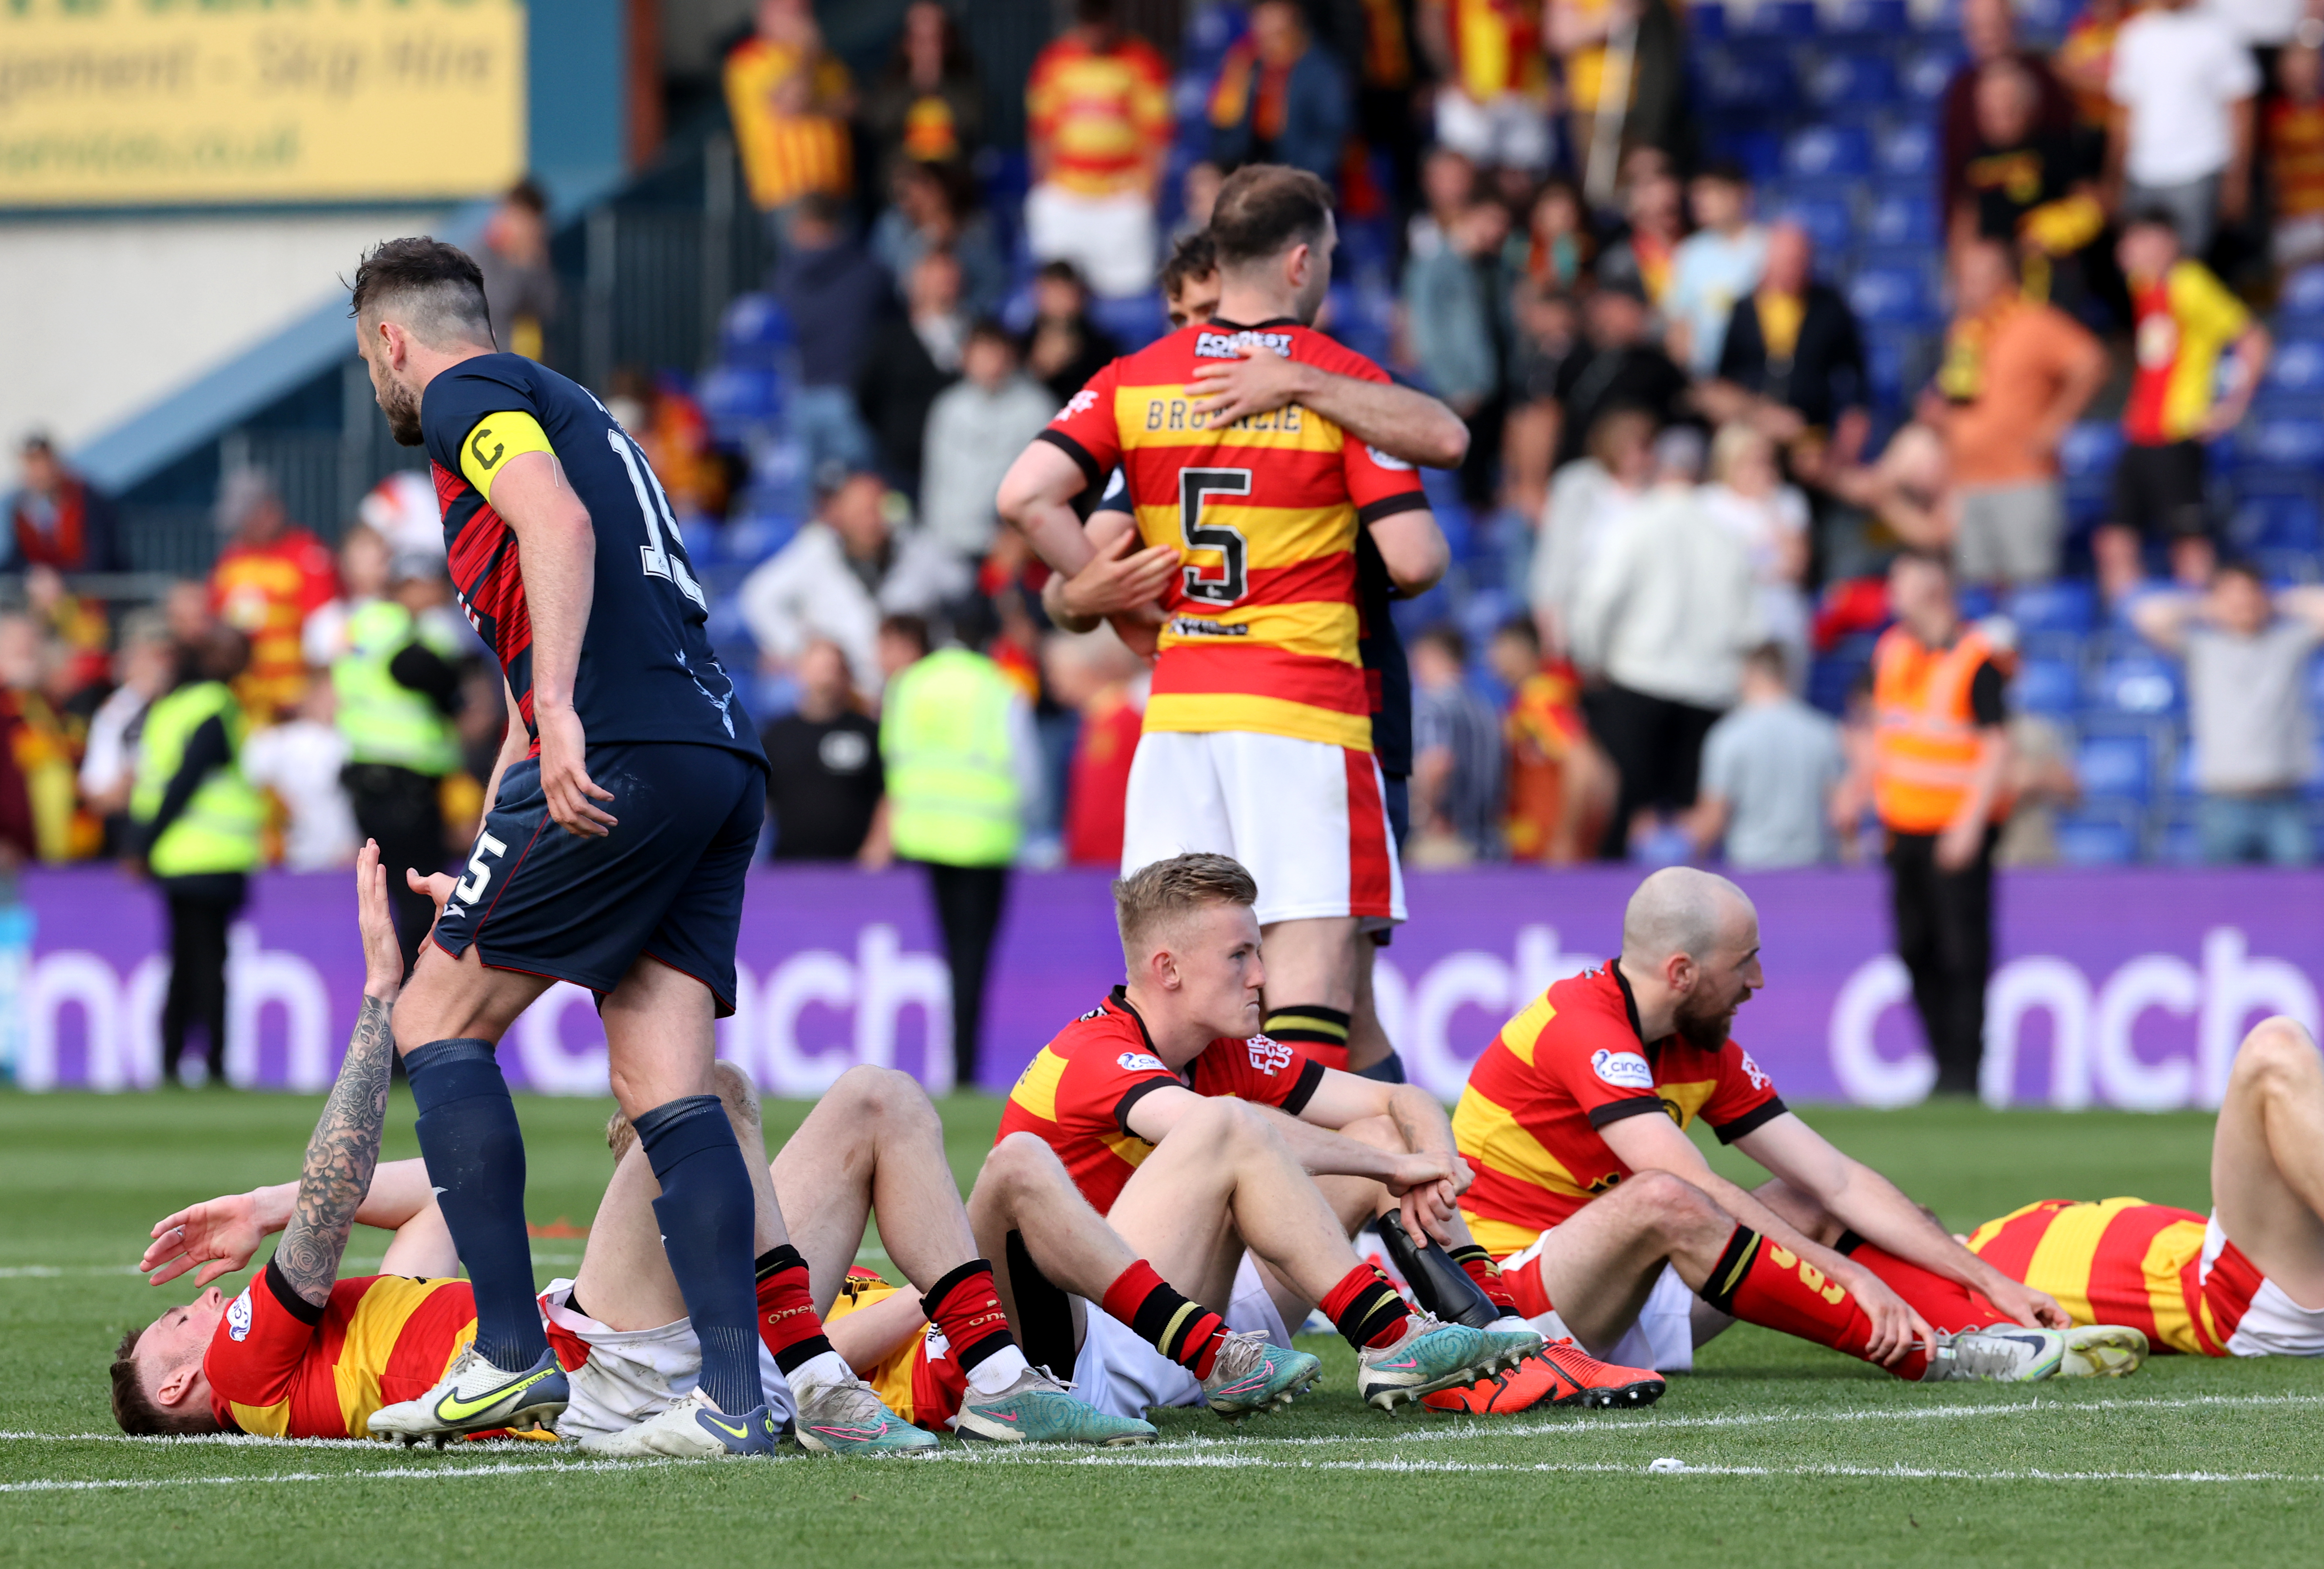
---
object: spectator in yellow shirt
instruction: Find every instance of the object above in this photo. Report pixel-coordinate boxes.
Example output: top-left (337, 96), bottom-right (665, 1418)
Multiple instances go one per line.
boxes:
top-left (724, 0), bottom-right (855, 243)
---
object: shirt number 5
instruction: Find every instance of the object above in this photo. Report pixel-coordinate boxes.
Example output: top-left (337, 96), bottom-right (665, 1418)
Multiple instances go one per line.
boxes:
top-left (1178, 468), bottom-right (1250, 606)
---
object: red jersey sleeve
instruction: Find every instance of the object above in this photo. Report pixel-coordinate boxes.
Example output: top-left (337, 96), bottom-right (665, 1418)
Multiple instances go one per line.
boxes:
top-left (1537, 998), bottom-right (1667, 1131)
top-left (1057, 1024), bottom-right (1182, 1138)
top-left (1034, 357), bottom-right (1124, 498)
top-left (1318, 348), bottom-right (1430, 523)
top-left (1701, 1042), bottom-right (1788, 1143)
top-left (203, 1258), bottom-right (325, 1421)
top-left (1187, 1033), bottom-right (1326, 1111)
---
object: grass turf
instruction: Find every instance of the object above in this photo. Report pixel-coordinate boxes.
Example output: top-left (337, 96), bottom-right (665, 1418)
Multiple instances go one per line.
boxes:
top-left (0, 1090), bottom-right (2317, 1567)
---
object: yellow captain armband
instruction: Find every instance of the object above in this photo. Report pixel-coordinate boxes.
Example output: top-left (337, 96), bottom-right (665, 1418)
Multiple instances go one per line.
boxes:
top-left (458, 411), bottom-right (555, 504)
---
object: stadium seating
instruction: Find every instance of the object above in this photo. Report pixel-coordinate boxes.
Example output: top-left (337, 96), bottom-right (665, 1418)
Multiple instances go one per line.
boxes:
top-left (2055, 801), bottom-right (2144, 865)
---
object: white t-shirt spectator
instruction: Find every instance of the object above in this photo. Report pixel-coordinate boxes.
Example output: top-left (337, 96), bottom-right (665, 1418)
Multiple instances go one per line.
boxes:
top-left (2109, 8), bottom-right (2261, 187)
top-left (240, 720), bottom-right (360, 871)
top-left (1700, 696), bottom-right (1845, 868)
top-left (2185, 619), bottom-right (2321, 793)
top-left (2206, 0), bottom-right (2302, 47)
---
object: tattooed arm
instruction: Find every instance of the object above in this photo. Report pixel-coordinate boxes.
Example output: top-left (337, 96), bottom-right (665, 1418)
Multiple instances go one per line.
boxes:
top-left (268, 842), bottom-right (407, 1307)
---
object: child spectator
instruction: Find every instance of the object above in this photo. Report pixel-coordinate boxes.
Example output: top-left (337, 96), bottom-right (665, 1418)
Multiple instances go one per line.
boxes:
top-left (1689, 643), bottom-right (1845, 869)
top-left (1042, 627), bottom-right (1146, 867)
top-left (239, 679), bottom-right (358, 872)
top-left (1487, 616), bottom-right (1610, 865)
top-left (1409, 625), bottom-right (1505, 865)
top-left (1664, 163), bottom-right (1766, 377)
top-left (2098, 212), bottom-right (2271, 600)
top-left (1510, 175), bottom-right (1592, 292)
top-left (2268, 41), bottom-right (2324, 274)
top-left (1702, 424), bottom-right (1813, 688)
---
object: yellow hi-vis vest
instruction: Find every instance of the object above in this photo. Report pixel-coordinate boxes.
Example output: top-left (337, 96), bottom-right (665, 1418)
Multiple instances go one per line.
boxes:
top-left (332, 600), bottom-right (461, 776)
top-left (131, 681), bottom-right (262, 876)
top-left (880, 649), bottom-right (1022, 868)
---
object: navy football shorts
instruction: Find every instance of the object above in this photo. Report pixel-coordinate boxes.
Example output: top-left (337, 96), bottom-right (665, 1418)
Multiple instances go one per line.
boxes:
top-left (431, 741), bottom-right (765, 1015)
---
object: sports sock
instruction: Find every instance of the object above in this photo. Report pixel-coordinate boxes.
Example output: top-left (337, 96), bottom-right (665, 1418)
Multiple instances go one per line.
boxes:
top-left (1262, 1004), bottom-right (1351, 1072)
top-left (753, 1243), bottom-right (841, 1379)
top-left (1101, 1261), bottom-right (1229, 1379)
top-left (406, 1038), bottom-right (548, 1373)
top-left (924, 1259), bottom-right (1030, 1395)
top-left (1698, 1227), bottom-right (1931, 1381)
top-left (1448, 1244), bottom-right (1523, 1316)
top-left (637, 1095), bottom-right (764, 1416)
top-left (1834, 1233), bottom-right (2010, 1336)
top-left (1320, 1263), bottom-right (1412, 1351)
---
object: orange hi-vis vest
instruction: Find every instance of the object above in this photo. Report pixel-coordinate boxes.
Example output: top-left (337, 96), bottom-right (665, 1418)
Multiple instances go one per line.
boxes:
top-left (1870, 625), bottom-right (2009, 834)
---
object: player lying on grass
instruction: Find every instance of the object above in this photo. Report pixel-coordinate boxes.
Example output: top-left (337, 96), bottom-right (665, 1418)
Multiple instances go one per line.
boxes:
top-left (113, 851), bottom-right (1152, 1452)
top-left (986, 852), bottom-right (1682, 1413)
top-left (1964, 1017), bottom-right (2324, 1359)
top-left (1448, 867), bottom-right (2151, 1388)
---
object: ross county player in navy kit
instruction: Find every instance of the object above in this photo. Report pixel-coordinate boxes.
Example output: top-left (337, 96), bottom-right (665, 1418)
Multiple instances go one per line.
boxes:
top-left (344, 239), bottom-right (930, 1456)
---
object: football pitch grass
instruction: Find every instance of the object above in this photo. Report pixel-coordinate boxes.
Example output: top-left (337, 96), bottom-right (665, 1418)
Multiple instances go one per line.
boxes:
top-left (2, 1090), bottom-right (2319, 1567)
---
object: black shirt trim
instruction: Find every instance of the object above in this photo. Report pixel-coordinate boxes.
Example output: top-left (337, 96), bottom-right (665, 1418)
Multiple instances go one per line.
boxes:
top-left (1113, 1077), bottom-right (1176, 1140)
top-left (1279, 1056), bottom-right (1326, 1116)
top-left (1968, 659), bottom-right (2008, 728)
top-left (1357, 491), bottom-right (1430, 527)
top-left (1609, 962), bottom-right (1649, 1045)
top-left (1587, 1097), bottom-right (1671, 1130)
top-left (1034, 428), bottom-right (1101, 495)
top-left (1711, 1098), bottom-right (1790, 1145)
top-left (264, 1255), bottom-right (326, 1324)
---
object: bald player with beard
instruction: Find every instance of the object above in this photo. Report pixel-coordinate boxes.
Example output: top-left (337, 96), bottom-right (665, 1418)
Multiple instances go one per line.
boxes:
top-left (1439, 867), bottom-right (2153, 1394)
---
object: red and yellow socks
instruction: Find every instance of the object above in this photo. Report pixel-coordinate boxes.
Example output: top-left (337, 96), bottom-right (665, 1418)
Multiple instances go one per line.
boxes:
top-left (1102, 1260), bottom-right (1229, 1379)
top-left (1321, 1263), bottom-right (1413, 1351)
top-left (754, 1243), bottom-right (838, 1374)
top-left (1448, 1244), bottom-right (1523, 1317)
top-left (1698, 1227), bottom-right (1933, 1381)
top-left (1835, 1233), bottom-right (2009, 1337)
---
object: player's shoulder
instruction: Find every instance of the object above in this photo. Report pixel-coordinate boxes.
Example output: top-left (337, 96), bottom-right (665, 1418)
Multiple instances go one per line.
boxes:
top-left (1289, 327), bottom-right (1391, 383)
top-left (1053, 992), bottom-right (1156, 1061)
top-left (421, 353), bottom-right (548, 441)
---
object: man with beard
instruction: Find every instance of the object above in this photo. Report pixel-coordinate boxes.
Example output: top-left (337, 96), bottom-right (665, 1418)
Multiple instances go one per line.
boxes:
top-left (342, 239), bottom-right (834, 1455)
top-left (1442, 867), bottom-right (2153, 1394)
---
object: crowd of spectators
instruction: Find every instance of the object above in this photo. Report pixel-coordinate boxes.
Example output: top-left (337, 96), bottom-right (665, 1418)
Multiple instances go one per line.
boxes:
top-left (15, 0), bottom-right (2324, 905)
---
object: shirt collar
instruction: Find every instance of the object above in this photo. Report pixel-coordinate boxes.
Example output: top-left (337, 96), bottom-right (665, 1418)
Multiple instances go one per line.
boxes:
top-left (1206, 316), bottom-right (1301, 331)
top-left (1106, 984), bottom-right (1162, 1056)
top-left (1609, 960), bottom-right (1661, 1054)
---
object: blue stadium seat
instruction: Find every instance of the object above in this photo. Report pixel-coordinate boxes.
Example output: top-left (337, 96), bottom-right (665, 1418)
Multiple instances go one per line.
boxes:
top-left (2266, 338), bottom-right (2324, 396)
top-left (1957, 585), bottom-right (1999, 622)
top-left (2088, 652), bottom-right (2186, 717)
top-left (1737, 0), bottom-right (1817, 37)
top-left (2235, 416), bottom-right (2324, 471)
top-left (2006, 579), bottom-right (2097, 634)
top-left (2017, 0), bottom-right (2074, 41)
top-left (2155, 807), bottom-right (2206, 866)
top-left (1900, 47), bottom-right (1965, 104)
top-left (2057, 421), bottom-right (2123, 479)
top-left (1867, 194), bottom-right (1939, 248)
top-left (2281, 264), bottom-right (2324, 318)
top-left (2310, 653), bottom-right (2324, 712)
top-left (2228, 494), bottom-right (2324, 554)
top-left (2055, 803), bottom-right (2144, 865)
top-left (2076, 731), bottom-right (2159, 802)
top-left (1806, 51), bottom-right (1896, 107)
top-left (1692, 0), bottom-right (1730, 39)
top-left (2012, 657), bottom-right (2081, 716)
top-left (1826, 0), bottom-right (1909, 33)
top-left (1780, 196), bottom-right (1857, 257)
top-left (1847, 265), bottom-right (1940, 327)
top-left (1876, 122), bottom-right (1937, 180)
top-left (1090, 291), bottom-right (1169, 350)
top-left (2172, 741), bottom-right (2200, 799)
top-left (1783, 125), bottom-right (1872, 181)
top-left (696, 366), bottom-right (782, 440)
top-left (716, 293), bottom-right (793, 369)
top-left (1708, 127), bottom-right (1785, 183)
top-left (1702, 47), bottom-right (1794, 111)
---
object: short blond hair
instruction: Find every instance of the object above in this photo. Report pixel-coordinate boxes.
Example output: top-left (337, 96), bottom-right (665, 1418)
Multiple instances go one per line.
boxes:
top-left (1112, 853), bottom-right (1257, 971)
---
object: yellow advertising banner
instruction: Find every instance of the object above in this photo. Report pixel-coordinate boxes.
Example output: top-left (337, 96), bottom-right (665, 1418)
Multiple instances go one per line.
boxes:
top-left (0, 0), bottom-right (527, 207)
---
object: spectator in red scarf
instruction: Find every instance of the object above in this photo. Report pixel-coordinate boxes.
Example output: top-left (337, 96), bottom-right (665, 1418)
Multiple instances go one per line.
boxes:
top-left (5, 434), bottom-right (123, 575)
top-left (1206, 0), bottom-right (1352, 182)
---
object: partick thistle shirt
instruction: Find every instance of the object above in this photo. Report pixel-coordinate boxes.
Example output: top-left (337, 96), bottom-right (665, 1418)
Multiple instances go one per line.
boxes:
top-left (995, 987), bottom-right (1325, 1214)
top-left (202, 1261), bottom-right (480, 1438)
top-left (1452, 965), bottom-right (1787, 1253)
top-left (1037, 321), bottom-right (1430, 753)
top-left (1966, 1197), bottom-right (2264, 1357)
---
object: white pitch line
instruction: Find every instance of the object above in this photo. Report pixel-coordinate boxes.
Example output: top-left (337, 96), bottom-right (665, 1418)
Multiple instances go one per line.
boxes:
top-left (8, 1391), bottom-right (2322, 1456)
top-left (0, 1457), bottom-right (684, 1494)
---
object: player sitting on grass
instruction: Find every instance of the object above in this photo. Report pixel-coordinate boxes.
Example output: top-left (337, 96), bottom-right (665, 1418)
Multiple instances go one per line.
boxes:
top-left (1447, 867), bottom-right (2152, 1389)
top-left (1965, 1017), bottom-right (2324, 1359)
top-left (993, 852), bottom-right (1577, 1411)
top-left (113, 851), bottom-right (1153, 1451)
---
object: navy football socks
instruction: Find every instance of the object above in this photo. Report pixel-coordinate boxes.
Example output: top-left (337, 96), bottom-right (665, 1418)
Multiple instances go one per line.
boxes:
top-left (406, 1038), bottom-right (550, 1373)
top-left (635, 1093), bottom-right (766, 1418)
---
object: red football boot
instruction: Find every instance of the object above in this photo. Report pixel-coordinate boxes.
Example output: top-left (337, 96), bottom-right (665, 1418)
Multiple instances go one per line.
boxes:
top-left (1538, 1337), bottom-right (1665, 1408)
top-left (1420, 1350), bottom-right (1581, 1413)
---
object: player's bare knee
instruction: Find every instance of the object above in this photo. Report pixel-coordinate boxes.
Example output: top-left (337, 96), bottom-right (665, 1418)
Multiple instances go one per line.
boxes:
top-left (2235, 1018), bottom-right (2323, 1098)
top-left (979, 1131), bottom-right (1058, 1205)
top-left (1623, 1169), bottom-right (1726, 1245)
top-left (829, 1063), bottom-right (929, 1125)
top-left (709, 1061), bottom-right (761, 1135)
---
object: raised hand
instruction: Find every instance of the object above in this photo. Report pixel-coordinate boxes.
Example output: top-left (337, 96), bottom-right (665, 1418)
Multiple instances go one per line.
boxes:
top-left (142, 1192), bottom-right (266, 1289)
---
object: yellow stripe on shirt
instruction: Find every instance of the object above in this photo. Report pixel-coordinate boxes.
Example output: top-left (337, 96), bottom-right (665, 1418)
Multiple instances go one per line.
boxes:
top-left (1116, 386), bottom-right (1349, 453)
top-left (1451, 1087), bottom-right (1591, 1200)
